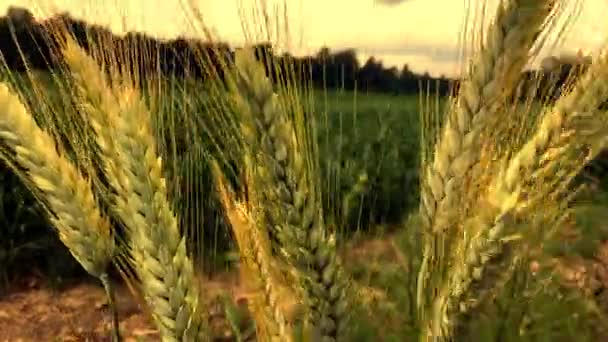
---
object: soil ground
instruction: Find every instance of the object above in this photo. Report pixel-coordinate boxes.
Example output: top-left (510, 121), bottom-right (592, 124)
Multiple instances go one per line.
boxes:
top-left (1, 236), bottom-right (607, 342)
top-left (0, 270), bottom-right (248, 342)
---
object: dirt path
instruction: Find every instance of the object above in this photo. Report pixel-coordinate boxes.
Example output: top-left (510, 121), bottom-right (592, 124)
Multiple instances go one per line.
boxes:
top-left (0, 271), bottom-right (248, 342)
top-left (0, 276), bottom-right (158, 341)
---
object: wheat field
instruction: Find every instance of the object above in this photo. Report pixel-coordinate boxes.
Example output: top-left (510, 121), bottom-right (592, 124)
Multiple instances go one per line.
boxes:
top-left (0, 0), bottom-right (608, 341)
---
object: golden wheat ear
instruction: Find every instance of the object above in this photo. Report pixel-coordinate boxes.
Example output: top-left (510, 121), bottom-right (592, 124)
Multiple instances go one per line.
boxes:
top-left (0, 82), bottom-right (120, 340)
top-left (447, 52), bottom-right (608, 327)
top-left (423, 3), bottom-right (608, 341)
top-left (417, 0), bottom-right (559, 314)
top-left (210, 157), bottom-right (305, 341)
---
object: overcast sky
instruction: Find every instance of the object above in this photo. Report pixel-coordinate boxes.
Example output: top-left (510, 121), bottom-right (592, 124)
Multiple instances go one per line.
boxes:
top-left (2, 0), bottom-right (606, 77)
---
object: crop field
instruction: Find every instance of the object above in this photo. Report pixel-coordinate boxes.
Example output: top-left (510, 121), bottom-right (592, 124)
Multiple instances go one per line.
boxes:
top-left (2, 1), bottom-right (608, 337)
top-left (0, 62), bottom-right (607, 342)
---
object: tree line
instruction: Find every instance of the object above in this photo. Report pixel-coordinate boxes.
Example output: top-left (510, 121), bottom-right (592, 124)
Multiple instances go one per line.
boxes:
top-left (0, 6), bottom-right (594, 99)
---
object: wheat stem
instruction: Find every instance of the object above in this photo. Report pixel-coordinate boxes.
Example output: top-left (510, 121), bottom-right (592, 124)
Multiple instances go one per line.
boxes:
top-left (100, 272), bottom-right (122, 342)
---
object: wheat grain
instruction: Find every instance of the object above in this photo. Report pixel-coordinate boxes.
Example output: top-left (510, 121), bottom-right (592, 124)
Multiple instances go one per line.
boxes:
top-left (425, 48), bottom-right (608, 340)
top-left (61, 40), bottom-right (124, 196)
top-left (486, 51), bottom-right (608, 224)
top-left (106, 85), bottom-right (208, 342)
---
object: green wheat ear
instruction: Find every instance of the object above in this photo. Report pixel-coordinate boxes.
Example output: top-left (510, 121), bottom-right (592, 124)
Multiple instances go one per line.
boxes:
top-left (0, 82), bottom-right (119, 340)
top-left (221, 48), bottom-right (353, 340)
top-left (61, 40), bottom-right (208, 341)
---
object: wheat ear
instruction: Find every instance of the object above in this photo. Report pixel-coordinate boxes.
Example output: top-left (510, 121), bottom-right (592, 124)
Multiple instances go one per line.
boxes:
top-left (487, 50), bottom-right (608, 223)
top-left (61, 40), bottom-right (123, 195)
top-left (427, 50), bottom-right (608, 340)
top-left (417, 0), bottom-right (556, 322)
top-left (61, 42), bottom-right (207, 341)
top-left (211, 157), bottom-right (303, 341)
top-left (0, 83), bottom-right (119, 339)
top-left (111, 85), bottom-right (207, 341)
top-left (228, 48), bottom-right (351, 340)
top-left (0, 82), bottom-right (113, 279)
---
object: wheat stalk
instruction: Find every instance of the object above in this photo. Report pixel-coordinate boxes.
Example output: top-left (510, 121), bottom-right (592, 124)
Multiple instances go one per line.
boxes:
top-left (417, 0), bottom-right (557, 327)
top-left (227, 48), bottom-right (351, 340)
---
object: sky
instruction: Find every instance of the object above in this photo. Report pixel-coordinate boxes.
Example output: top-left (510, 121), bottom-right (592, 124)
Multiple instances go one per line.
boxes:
top-left (1, 0), bottom-right (606, 77)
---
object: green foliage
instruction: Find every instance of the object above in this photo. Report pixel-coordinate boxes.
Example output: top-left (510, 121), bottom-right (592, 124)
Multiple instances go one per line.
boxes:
top-left (316, 93), bottom-right (426, 230)
top-left (544, 190), bottom-right (608, 259)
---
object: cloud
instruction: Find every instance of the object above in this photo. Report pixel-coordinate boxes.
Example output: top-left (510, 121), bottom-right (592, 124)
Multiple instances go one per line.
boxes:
top-left (374, 0), bottom-right (410, 5)
top-left (357, 41), bottom-right (463, 76)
